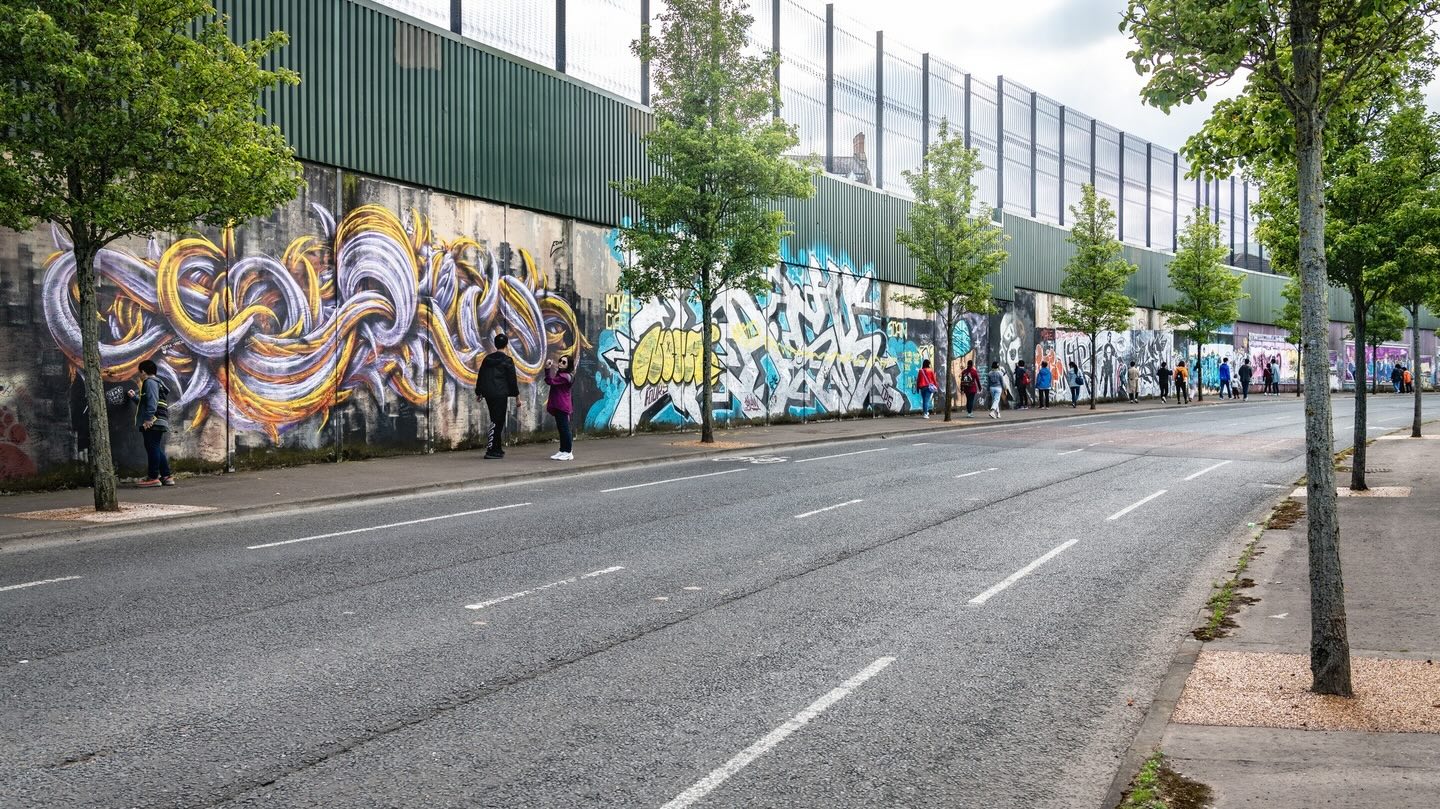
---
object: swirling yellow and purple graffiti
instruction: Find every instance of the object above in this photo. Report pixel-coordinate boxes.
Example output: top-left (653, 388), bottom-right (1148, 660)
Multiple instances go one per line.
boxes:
top-left (42, 205), bottom-right (587, 442)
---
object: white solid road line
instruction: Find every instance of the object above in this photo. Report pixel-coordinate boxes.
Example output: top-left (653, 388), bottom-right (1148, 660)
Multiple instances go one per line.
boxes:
top-left (1057, 448), bottom-right (1085, 456)
top-left (968, 540), bottom-right (1080, 606)
top-left (794, 447), bottom-right (889, 464)
top-left (1106, 489), bottom-right (1168, 521)
top-left (955, 467), bottom-right (998, 479)
top-left (1184, 460), bottom-right (1233, 481)
top-left (465, 565), bottom-right (625, 610)
top-left (659, 657), bottom-right (896, 809)
top-left (794, 499), bottom-right (864, 519)
top-left (0, 575), bottom-right (83, 593)
top-left (601, 469), bottom-right (743, 493)
top-left (247, 503), bottom-right (531, 549)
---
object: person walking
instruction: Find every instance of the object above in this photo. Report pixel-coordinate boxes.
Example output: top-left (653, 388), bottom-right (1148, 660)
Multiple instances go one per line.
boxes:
top-left (961, 360), bottom-right (981, 417)
top-left (916, 359), bottom-right (939, 419)
top-left (1014, 361), bottom-right (1031, 410)
top-left (1269, 358), bottom-right (1281, 394)
top-left (1239, 358), bottom-right (1254, 401)
top-left (1218, 358), bottom-right (1233, 399)
top-left (987, 361), bottom-right (1004, 419)
top-left (1260, 361), bottom-right (1273, 397)
top-left (1174, 361), bottom-right (1191, 404)
top-left (1036, 361), bottom-right (1053, 409)
top-left (128, 359), bottom-right (173, 487)
top-left (545, 354), bottom-right (576, 460)
top-left (1391, 363), bottom-right (1405, 394)
top-left (1126, 361), bottom-right (1141, 403)
top-left (476, 333), bottom-right (522, 460)
top-left (1068, 361), bottom-right (1084, 408)
top-left (1156, 362), bottom-right (1172, 403)
top-left (1404, 365), bottom-right (1414, 393)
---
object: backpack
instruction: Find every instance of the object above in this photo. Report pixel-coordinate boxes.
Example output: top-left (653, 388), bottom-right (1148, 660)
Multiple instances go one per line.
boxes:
top-left (1017, 369), bottom-right (1029, 386)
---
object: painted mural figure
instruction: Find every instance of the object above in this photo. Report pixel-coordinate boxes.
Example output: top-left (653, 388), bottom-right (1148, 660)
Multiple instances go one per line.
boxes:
top-left (476, 333), bottom-right (522, 460)
top-left (545, 355), bottom-right (576, 460)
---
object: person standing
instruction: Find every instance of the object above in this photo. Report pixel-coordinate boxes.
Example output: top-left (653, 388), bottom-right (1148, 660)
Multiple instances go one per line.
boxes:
top-left (1036, 361), bottom-right (1053, 409)
top-left (1157, 362), bottom-right (1172, 403)
top-left (1174, 361), bottom-right (1191, 404)
top-left (1014, 361), bottom-right (1031, 410)
top-left (1068, 361), bottom-right (1084, 408)
top-left (916, 359), bottom-right (939, 419)
top-left (1239, 358), bottom-right (1254, 401)
top-left (1260, 361), bottom-right (1273, 397)
top-left (987, 361), bottom-right (1004, 419)
top-left (1217, 358), bottom-right (1233, 399)
top-left (545, 355), bottom-right (576, 460)
top-left (1269, 358), bottom-right (1281, 394)
top-left (476, 333), bottom-right (522, 460)
top-left (961, 360), bottom-right (982, 417)
top-left (127, 359), bottom-right (173, 487)
top-left (1126, 361), bottom-right (1141, 403)
top-left (1404, 365), bottom-right (1414, 393)
top-left (1391, 363), bottom-right (1405, 394)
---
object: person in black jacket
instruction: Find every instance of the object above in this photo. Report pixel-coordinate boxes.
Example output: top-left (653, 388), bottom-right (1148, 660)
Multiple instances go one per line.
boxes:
top-left (1238, 358), bottom-right (1254, 401)
top-left (475, 333), bottom-right (522, 459)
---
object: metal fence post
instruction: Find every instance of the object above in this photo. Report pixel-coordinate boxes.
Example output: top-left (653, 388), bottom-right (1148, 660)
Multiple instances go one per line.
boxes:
top-left (1029, 90), bottom-right (1037, 218)
top-left (921, 53), bottom-right (930, 159)
top-left (825, 4), bottom-right (834, 174)
top-left (1145, 141), bottom-right (1152, 247)
top-left (1118, 131), bottom-right (1125, 238)
top-left (555, 0), bottom-right (566, 73)
top-left (1088, 118), bottom-right (1096, 188)
top-left (450, 0), bottom-right (462, 35)
top-left (772, 0), bottom-right (781, 119)
top-left (1172, 152), bottom-right (1179, 248)
top-left (1229, 176), bottom-right (1237, 264)
top-left (875, 30), bottom-right (885, 189)
top-left (996, 75), bottom-right (1005, 211)
top-left (962, 72), bottom-right (971, 150)
top-left (1058, 105), bottom-right (1066, 224)
top-left (1242, 181), bottom-right (1250, 267)
top-left (640, 0), bottom-right (650, 105)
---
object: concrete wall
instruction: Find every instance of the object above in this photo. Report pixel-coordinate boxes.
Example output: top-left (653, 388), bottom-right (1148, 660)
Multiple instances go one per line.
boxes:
top-left (0, 163), bottom-right (1433, 481)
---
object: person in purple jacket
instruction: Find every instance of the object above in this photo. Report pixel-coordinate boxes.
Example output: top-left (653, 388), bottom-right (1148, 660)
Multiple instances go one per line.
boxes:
top-left (545, 354), bottom-right (576, 460)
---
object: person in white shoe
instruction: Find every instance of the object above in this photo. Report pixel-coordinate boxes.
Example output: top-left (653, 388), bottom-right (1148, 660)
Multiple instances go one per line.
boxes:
top-left (544, 354), bottom-right (576, 460)
top-left (915, 359), bottom-right (938, 419)
top-left (987, 362), bottom-right (1004, 419)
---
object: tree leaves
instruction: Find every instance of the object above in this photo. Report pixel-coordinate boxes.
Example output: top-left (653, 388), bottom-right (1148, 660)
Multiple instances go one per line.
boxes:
top-left (1165, 209), bottom-right (1247, 344)
top-left (1053, 185), bottom-right (1138, 338)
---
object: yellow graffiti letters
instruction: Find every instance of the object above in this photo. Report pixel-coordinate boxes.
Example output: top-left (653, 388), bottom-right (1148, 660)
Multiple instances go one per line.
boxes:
top-left (631, 326), bottom-right (721, 387)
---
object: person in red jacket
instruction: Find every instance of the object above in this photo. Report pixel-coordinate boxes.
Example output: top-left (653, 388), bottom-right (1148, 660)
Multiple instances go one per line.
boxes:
top-left (961, 360), bottom-right (982, 418)
top-left (916, 359), bottom-right (939, 419)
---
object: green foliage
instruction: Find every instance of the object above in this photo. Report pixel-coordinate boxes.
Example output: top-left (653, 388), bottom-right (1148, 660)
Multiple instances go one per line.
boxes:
top-left (893, 118), bottom-right (1008, 387)
top-left (1357, 300), bottom-right (1406, 348)
top-left (1054, 185), bottom-right (1137, 338)
top-left (0, 0), bottom-right (304, 241)
top-left (612, 0), bottom-right (814, 305)
top-left (1165, 209), bottom-right (1247, 349)
top-left (1274, 275), bottom-right (1303, 347)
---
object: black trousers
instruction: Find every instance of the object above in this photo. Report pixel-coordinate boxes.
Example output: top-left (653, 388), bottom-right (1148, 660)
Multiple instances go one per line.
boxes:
top-left (485, 396), bottom-right (508, 454)
top-left (142, 429), bottom-right (171, 479)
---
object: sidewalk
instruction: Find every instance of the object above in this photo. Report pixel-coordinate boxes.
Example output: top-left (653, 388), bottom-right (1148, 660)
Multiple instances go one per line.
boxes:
top-left (1112, 432), bottom-right (1440, 808)
top-left (1, 396), bottom-right (1231, 549)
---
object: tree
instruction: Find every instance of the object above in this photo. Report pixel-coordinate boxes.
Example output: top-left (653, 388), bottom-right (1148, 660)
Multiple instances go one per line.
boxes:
top-left (1352, 301), bottom-right (1405, 395)
top-left (1164, 209), bottom-right (1247, 403)
top-left (893, 121), bottom-right (1008, 422)
top-left (613, 0), bottom-right (815, 443)
top-left (1053, 185), bottom-right (1138, 410)
top-left (1123, 0), bottom-right (1437, 695)
top-left (1390, 236), bottom-right (1440, 435)
top-left (0, 1), bottom-right (303, 511)
top-left (1273, 275), bottom-right (1304, 397)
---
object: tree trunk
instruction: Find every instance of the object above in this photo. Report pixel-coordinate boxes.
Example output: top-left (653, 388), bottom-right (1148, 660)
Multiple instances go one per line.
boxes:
top-left (1296, 343), bottom-right (1303, 396)
top-left (1196, 342), bottom-right (1203, 402)
top-left (1411, 304), bottom-right (1423, 437)
top-left (1351, 304), bottom-right (1368, 491)
top-left (73, 233), bottom-right (121, 512)
top-left (1088, 333), bottom-right (1098, 410)
top-left (700, 292), bottom-right (715, 444)
top-left (1293, 27), bottom-right (1353, 696)
top-left (942, 304), bottom-right (954, 422)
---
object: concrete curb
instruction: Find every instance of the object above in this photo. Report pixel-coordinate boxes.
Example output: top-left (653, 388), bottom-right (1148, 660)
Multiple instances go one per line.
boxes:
top-left (0, 395), bottom-right (1259, 552)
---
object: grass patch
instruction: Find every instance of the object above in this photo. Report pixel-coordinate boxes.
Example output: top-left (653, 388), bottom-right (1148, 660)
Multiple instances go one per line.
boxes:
top-left (1266, 498), bottom-right (1305, 530)
top-left (1117, 751), bottom-right (1213, 809)
top-left (1193, 535), bottom-right (1262, 642)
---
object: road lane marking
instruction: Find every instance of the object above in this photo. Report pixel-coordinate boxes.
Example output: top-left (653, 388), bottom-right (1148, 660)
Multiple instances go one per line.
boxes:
top-left (1128, 415), bottom-right (1162, 421)
top-left (464, 565), bottom-right (625, 610)
top-left (1106, 490), bottom-right (1168, 521)
top-left (0, 575), bottom-right (83, 593)
top-left (794, 448), bottom-right (889, 464)
top-left (1057, 448), bottom-right (1084, 456)
top-left (968, 540), bottom-right (1080, 605)
top-left (601, 469), bottom-right (742, 493)
top-left (659, 657), bottom-right (896, 809)
top-left (911, 442), bottom-right (931, 446)
top-left (794, 499), bottom-right (864, 519)
top-left (1184, 460), bottom-right (1233, 481)
top-left (248, 503), bottom-right (531, 549)
top-left (1087, 441), bottom-right (1112, 446)
top-left (955, 467), bottom-right (998, 479)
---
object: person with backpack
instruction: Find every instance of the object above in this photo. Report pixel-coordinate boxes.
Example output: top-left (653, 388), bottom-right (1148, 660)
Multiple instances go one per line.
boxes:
top-left (987, 361), bottom-right (1005, 419)
top-left (545, 354), bottom-right (576, 460)
top-left (1156, 362), bottom-right (1172, 403)
top-left (1404, 366), bottom-right (1414, 393)
top-left (961, 360), bottom-right (981, 417)
top-left (1260, 361), bottom-right (1272, 396)
top-left (1126, 361), bottom-right (1141, 403)
top-left (1218, 358), bottom-right (1233, 399)
top-left (127, 359), bottom-right (173, 487)
top-left (475, 333), bottom-right (522, 460)
top-left (1068, 361), bottom-right (1084, 408)
top-left (915, 359), bottom-right (939, 419)
top-left (1174, 361), bottom-right (1191, 404)
top-left (1014, 360), bottom-right (1031, 410)
top-left (1239, 358), bottom-right (1254, 401)
top-left (1036, 361), bottom-right (1053, 409)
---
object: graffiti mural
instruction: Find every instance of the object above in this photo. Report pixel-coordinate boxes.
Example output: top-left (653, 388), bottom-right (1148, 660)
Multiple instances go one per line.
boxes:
top-left (1342, 342), bottom-right (1411, 388)
top-left (585, 241), bottom-right (932, 429)
top-left (1245, 333), bottom-right (1299, 385)
top-left (40, 205), bottom-right (587, 444)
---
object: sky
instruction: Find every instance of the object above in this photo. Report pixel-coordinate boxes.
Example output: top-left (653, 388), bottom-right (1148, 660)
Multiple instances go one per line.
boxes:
top-left (830, 0), bottom-right (1242, 153)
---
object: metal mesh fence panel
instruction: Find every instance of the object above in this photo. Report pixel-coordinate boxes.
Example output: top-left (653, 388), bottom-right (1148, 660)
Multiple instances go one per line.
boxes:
top-left (928, 58), bottom-right (967, 147)
top-left (882, 42), bottom-right (924, 195)
top-left (832, 17), bottom-right (876, 184)
top-left (464, 0), bottom-right (556, 68)
top-left (1093, 122), bottom-right (1121, 215)
top-left (1001, 80), bottom-right (1033, 216)
top-left (1123, 136), bottom-right (1147, 244)
top-left (1063, 110), bottom-right (1092, 223)
top-left (779, 0), bottom-right (827, 158)
top-left (1150, 147), bottom-right (1175, 252)
top-left (369, 0), bottom-right (449, 28)
top-left (1034, 94), bottom-right (1061, 224)
top-left (568, 0), bottom-right (643, 101)
top-left (970, 76), bottom-right (999, 208)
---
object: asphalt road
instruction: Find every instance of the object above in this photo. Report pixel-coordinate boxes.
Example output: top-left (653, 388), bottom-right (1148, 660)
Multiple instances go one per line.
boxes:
top-left (2, 393), bottom-right (1427, 809)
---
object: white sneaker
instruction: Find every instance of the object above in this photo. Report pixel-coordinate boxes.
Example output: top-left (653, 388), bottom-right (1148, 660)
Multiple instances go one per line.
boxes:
top-left (550, 452), bottom-right (563, 460)
top-left (559, 452), bottom-right (574, 460)
top-left (923, 413), bottom-right (930, 419)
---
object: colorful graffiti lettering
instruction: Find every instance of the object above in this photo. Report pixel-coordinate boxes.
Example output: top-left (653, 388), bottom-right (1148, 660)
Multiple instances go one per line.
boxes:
top-left (41, 205), bottom-right (587, 442)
